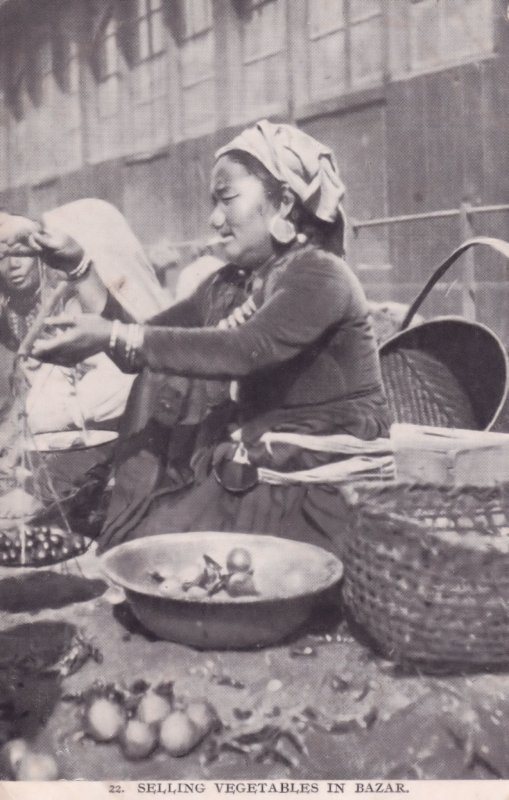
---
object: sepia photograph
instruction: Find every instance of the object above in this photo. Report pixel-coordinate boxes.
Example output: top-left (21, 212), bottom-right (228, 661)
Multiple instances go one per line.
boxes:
top-left (0, 0), bottom-right (509, 787)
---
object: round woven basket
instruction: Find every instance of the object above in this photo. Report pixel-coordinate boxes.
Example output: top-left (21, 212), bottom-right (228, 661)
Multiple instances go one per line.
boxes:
top-left (379, 317), bottom-right (508, 430)
top-left (342, 483), bottom-right (509, 671)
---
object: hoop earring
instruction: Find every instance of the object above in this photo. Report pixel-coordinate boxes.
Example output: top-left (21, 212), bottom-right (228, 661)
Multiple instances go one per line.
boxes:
top-left (269, 215), bottom-right (296, 245)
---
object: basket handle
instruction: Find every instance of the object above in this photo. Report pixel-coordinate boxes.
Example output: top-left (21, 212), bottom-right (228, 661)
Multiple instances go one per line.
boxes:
top-left (400, 236), bottom-right (509, 330)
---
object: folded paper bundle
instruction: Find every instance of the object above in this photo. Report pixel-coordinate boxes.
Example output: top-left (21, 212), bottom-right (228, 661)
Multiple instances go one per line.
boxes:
top-left (391, 423), bottom-right (509, 487)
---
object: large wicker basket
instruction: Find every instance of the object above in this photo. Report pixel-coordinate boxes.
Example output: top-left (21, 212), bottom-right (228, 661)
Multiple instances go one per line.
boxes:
top-left (342, 483), bottom-right (509, 671)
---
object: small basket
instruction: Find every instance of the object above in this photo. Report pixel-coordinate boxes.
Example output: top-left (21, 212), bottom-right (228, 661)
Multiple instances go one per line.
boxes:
top-left (379, 317), bottom-right (508, 430)
top-left (342, 483), bottom-right (509, 671)
top-left (378, 237), bottom-right (509, 432)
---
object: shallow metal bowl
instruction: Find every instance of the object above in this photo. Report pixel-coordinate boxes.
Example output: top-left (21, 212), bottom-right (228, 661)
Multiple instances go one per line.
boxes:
top-left (27, 430), bottom-right (118, 453)
top-left (100, 532), bottom-right (343, 649)
top-left (26, 430), bottom-right (118, 500)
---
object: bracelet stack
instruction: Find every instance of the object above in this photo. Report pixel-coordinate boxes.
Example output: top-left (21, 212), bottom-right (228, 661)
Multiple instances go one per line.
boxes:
top-left (109, 320), bottom-right (144, 369)
top-left (67, 254), bottom-right (92, 281)
top-left (109, 319), bottom-right (121, 353)
top-left (124, 323), bottom-right (144, 368)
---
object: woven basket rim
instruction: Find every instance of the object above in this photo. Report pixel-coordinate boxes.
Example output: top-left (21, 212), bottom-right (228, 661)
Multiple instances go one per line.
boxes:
top-left (356, 481), bottom-right (509, 500)
top-left (357, 483), bottom-right (509, 555)
top-left (358, 508), bottom-right (509, 555)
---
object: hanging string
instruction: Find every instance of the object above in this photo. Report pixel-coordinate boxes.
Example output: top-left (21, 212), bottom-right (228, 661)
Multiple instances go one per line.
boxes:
top-left (19, 408), bottom-right (27, 566)
top-left (67, 368), bottom-right (91, 446)
top-left (0, 252), bottom-right (98, 569)
top-left (12, 262), bottom-right (76, 539)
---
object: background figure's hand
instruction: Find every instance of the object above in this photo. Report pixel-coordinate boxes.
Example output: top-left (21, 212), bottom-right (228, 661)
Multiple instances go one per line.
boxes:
top-left (28, 227), bottom-right (84, 274)
top-left (30, 314), bottom-right (111, 365)
top-left (0, 212), bottom-right (40, 255)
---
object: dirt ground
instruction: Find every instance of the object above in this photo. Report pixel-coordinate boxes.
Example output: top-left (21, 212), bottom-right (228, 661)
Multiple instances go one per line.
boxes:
top-left (1, 546), bottom-right (509, 781)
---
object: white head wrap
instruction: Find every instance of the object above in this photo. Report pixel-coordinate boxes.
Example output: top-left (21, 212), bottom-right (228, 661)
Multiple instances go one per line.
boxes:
top-left (215, 119), bottom-right (346, 231)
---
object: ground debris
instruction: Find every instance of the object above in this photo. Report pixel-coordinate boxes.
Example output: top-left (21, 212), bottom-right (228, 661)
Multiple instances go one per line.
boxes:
top-left (61, 679), bottom-right (130, 707)
top-left (210, 673), bottom-right (246, 690)
top-left (329, 674), bottom-right (352, 692)
top-left (233, 708), bottom-right (252, 721)
top-left (201, 723), bottom-right (307, 769)
top-left (153, 680), bottom-right (175, 701)
top-left (289, 645), bottom-right (316, 658)
top-left (443, 699), bottom-right (509, 777)
top-left (148, 571), bottom-right (165, 583)
top-left (385, 762), bottom-right (425, 780)
top-left (0, 622), bottom-right (101, 681)
top-left (311, 703), bottom-right (378, 734)
top-left (129, 679), bottom-right (151, 695)
top-left (61, 676), bottom-right (174, 712)
top-left (200, 702), bottom-right (310, 769)
top-left (56, 632), bottom-right (103, 678)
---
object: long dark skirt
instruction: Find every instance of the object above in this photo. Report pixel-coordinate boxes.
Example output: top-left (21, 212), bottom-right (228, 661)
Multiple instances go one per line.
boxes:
top-left (97, 370), bottom-right (381, 557)
top-left (98, 473), bottom-right (353, 557)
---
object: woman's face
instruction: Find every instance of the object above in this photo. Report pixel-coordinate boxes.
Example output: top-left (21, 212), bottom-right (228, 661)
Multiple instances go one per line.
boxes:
top-left (0, 255), bottom-right (39, 294)
top-left (209, 156), bottom-right (279, 267)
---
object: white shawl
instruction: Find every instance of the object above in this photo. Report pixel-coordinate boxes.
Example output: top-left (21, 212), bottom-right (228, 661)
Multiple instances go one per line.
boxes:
top-left (42, 198), bottom-right (166, 322)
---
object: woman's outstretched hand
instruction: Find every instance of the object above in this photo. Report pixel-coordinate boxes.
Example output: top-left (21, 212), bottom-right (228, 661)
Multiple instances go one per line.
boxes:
top-left (28, 227), bottom-right (85, 275)
top-left (31, 314), bottom-right (112, 366)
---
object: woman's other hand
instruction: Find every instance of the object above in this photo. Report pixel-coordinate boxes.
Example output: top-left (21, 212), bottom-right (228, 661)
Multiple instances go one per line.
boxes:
top-left (31, 314), bottom-right (112, 365)
top-left (28, 227), bottom-right (85, 275)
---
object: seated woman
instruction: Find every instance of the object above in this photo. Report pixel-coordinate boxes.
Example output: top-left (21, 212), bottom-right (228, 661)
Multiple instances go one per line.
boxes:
top-left (0, 250), bottom-right (135, 435)
top-left (28, 121), bottom-right (391, 554)
top-left (0, 199), bottom-right (166, 442)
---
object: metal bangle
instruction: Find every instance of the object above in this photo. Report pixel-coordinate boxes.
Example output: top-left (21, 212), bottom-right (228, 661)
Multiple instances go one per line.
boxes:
top-left (127, 324), bottom-right (144, 367)
top-left (67, 255), bottom-right (92, 281)
top-left (124, 324), bottom-right (135, 364)
top-left (109, 320), bottom-right (121, 354)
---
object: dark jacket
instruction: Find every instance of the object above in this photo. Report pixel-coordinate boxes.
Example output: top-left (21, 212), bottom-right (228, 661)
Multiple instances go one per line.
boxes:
top-left (132, 243), bottom-right (390, 441)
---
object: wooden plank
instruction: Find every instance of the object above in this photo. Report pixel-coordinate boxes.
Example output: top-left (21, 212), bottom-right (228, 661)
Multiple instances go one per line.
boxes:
top-left (123, 149), bottom-right (184, 247)
top-left (424, 69), bottom-right (463, 211)
top-left (0, 185), bottom-right (30, 215)
top-left (385, 76), bottom-right (426, 287)
top-left (89, 159), bottom-right (125, 211)
top-left (417, 69), bottom-right (462, 284)
top-left (481, 56), bottom-right (509, 204)
top-left (459, 61), bottom-right (485, 202)
top-left (27, 180), bottom-right (59, 219)
top-left (287, 0), bottom-right (309, 112)
top-left (302, 105), bottom-right (389, 271)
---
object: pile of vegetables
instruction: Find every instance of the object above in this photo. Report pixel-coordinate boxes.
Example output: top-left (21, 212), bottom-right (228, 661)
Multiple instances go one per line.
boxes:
top-left (0, 526), bottom-right (86, 566)
top-left (64, 680), bottom-right (220, 761)
top-left (149, 547), bottom-right (258, 600)
top-left (1, 739), bottom-right (59, 781)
